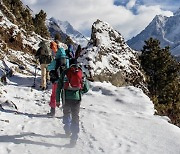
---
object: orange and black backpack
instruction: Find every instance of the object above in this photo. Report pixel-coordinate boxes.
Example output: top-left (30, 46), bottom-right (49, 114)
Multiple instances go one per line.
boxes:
top-left (50, 41), bottom-right (58, 54)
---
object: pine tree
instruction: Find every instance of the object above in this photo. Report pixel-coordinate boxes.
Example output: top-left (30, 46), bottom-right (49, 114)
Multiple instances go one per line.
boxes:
top-left (141, 38), bottom-right (161, 97)
top-left (21, 8), bottom-right (34, 32)
top-left (33, 10), bottom-right (50, 38)
top-left (141, 37), bottom-right (180, 127)
top-left (2, 0), bottom-right (34, 32)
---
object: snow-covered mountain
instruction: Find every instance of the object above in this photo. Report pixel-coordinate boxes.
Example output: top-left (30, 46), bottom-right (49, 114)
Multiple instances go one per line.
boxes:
top-left (78, 19), bottom-right (147, 92)
top-left (127, 8), bottom-right (180, 56)
top-left (0, 2), bottom-right (180, 153)
top-left (46, 17), bottom-right (89, 47)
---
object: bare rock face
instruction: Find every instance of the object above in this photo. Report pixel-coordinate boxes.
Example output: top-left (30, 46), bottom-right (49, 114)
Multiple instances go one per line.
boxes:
top-left (78, 19), bottom-right (147, 91)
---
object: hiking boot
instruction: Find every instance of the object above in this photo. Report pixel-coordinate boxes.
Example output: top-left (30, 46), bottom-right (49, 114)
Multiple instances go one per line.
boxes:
top-left (65, 131), bottom-right (71, 138)
top-left (70, 133), bottom-right (78, 146)
top-left (47, 107), bottom-right (55, 117)
top-left (70, 138), bottom-right (77, 146)
top-left (41, 87), bottom-right (46, 90)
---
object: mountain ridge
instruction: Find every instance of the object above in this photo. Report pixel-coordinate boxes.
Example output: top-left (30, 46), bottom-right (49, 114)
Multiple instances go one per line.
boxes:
top-left (127, 8), bottom-right (180, 56)
top-left (46, 17), bottom-right (89, 47)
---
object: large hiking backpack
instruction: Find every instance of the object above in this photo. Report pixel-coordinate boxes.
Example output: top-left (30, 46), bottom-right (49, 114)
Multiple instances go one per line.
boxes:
top-left (50, 41), bottom-right (58, 53)
top-left (48, 48), bottom-right (70, 83)
top-left (64, 65), bottom-right (83, 91)
top-left (55, 48), bottom-right (69, 71)
top-left (39, 41), bottom-right (52, 56)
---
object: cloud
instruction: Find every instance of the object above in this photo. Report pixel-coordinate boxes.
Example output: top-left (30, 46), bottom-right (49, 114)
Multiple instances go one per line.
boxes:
top-left (21, 0), bottom-right (175, 40)
top-left (126, 0), bottom-right (136, 9)
top-left (22, 0), bottom-right (38, 5)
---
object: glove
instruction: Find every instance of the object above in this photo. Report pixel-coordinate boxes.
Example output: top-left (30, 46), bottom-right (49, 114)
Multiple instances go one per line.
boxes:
top-left (56, 102), bottom-right (61, 108)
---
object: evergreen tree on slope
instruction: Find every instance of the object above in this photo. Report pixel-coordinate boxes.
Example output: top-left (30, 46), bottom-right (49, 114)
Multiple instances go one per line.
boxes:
top-left (140, 37), bottom-right (180, 127)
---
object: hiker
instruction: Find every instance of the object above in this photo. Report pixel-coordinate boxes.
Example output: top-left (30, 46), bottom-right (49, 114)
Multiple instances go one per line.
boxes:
top-left (75, 45), bottom-right (82, 59)
top-left (56, 59), bottom-right (89, 146)
top-left (65, 44), bottom-right (75, 65)
top-left (47, 47), bottom-right (69, 116)
top-left (50, 39), bottom-right (59, 58)
top-left (35, 40), bottom-right (52, 90)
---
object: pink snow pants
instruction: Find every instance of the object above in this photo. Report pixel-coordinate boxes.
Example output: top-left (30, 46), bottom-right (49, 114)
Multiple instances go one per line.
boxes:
top-left (49, 83), bottom-right (58, 108)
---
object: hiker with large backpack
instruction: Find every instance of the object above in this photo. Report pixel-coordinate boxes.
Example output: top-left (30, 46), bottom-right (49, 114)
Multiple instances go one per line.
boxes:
top-left (65, 44), bottom-right (76, 65)
top-left (50, 39), bottom-right (59, 58)
top-left (35, 40), bottom-right (52, 90)
top-left (47, 47), bottom-right (69, 116)
top-left (75, 44), bottom-right (82, 59)
top-left (56, 59), bottom-right (89, 146)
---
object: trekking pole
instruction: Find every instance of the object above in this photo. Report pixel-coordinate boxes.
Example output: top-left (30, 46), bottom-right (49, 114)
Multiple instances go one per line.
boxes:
top-left (32, 60), bottom-right (38, 88)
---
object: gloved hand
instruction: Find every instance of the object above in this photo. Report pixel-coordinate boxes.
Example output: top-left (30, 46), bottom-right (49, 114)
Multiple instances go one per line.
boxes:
top-left (56, 102), bottom-right (61, 108)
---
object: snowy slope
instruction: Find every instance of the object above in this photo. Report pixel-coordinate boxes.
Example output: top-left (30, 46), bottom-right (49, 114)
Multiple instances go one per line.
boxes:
top-left (0, 70), bottom-right (180, 154)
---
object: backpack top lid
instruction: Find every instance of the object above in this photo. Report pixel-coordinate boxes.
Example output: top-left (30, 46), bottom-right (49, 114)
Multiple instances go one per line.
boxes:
top-left (64, 63), bottom-right (83, 90)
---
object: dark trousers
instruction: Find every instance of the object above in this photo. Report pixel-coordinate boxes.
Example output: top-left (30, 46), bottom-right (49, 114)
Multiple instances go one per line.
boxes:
top-left (63, 99), bottom-right (80, 139)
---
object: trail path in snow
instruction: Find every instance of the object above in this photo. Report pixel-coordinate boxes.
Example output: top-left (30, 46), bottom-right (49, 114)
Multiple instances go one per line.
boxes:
top-left (0, 73), bottom-right (180, 154)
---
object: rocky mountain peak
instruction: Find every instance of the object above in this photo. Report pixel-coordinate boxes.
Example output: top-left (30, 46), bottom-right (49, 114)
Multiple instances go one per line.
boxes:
top-left (47, 17), bottom-right (88, 47)
top-left (127, 8), bottom-right (180, 56)
top-left (91, 19), bottom-right (125, 47)
top-left (152, 15), bottom-right (168, 26)
top-left (79, 19), bottom-right (147, 91)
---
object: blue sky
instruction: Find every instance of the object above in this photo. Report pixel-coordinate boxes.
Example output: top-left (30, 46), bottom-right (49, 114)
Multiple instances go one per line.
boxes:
top-left (21, 0), bottom-right (180, 40)
top-left (114, 0), bottom-right (180, 11)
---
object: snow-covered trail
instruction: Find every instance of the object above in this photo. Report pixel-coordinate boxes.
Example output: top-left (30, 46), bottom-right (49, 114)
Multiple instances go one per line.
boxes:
top-left (0, 73), bottom-right (180, 154)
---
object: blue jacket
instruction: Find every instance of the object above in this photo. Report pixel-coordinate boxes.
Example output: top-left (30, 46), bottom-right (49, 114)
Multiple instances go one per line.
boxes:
top-left (47, 48), bottom-right (69, 71)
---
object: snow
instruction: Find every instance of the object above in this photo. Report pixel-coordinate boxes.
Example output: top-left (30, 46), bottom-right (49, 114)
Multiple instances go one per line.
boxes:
top-left (127, 12), bottom-right (180, 56)
top-left (0, 67), bottom-right (180, 154)
top-left (79, 20), bottom-right (142, 78)
top-left (0, 6), bottom-right (180, 154)
top-left (46, 17), bottom-right (88, 47)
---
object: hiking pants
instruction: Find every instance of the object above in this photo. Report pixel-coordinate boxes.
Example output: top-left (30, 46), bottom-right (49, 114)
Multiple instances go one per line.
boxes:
top-left (49, 83), bottom-right (58, 108)
top-left (40, 64), bottom-right (50, 88)
top-left (63, 100), bottom-right (81, 139)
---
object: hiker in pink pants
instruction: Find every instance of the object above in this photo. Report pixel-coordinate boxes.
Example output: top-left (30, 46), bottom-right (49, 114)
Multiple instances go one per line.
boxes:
top-left (49, 82), bottom-right (58, 108)
top-left (47, 70), bottom-right (59, 116)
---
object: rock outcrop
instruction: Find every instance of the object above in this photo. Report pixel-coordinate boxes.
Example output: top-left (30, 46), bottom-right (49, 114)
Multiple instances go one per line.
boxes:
top-left (78, 19), bottom-right (147, 91)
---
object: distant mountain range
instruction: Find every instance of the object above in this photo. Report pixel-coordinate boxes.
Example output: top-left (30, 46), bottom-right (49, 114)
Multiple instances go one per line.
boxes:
top-left (127, 8), bottom-right (180, 56)
top-left (46, 17), bottom-right (89, 47)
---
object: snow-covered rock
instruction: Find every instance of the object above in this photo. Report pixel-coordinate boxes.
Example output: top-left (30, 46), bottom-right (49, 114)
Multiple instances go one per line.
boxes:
top-left (78, 19), bottom-right (146, 91)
